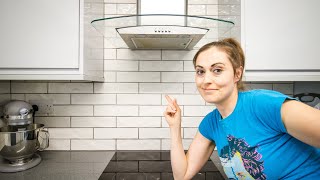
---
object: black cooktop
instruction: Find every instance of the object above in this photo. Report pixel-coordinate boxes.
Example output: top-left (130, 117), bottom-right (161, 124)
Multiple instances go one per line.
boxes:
top-left (99, 151), bottom-right (224, 180)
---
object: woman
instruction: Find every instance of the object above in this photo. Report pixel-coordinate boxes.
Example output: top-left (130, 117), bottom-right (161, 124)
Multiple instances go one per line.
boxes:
top-left (164, 38), bottom-right (320, 180)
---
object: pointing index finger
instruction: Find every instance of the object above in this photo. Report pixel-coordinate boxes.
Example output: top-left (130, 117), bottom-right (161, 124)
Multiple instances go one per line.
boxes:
top-left (165, 95), bottom-right (176, 111)
top-left (165, 95), bottom-right (173, 103)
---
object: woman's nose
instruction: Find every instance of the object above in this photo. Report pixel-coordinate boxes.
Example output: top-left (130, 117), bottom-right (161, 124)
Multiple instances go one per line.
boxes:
top-left (203, 72), bottom-right (213, 83)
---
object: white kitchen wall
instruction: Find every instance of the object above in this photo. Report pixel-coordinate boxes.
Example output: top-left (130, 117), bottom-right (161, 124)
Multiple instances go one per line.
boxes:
top-left (0, 0), bottom-right (301, 151)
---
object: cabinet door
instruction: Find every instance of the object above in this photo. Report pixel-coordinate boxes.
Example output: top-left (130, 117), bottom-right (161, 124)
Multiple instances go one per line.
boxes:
top-left (0, 0), bottom-right (79, 69)
top-left (242, 0), bottom-right (320, 70)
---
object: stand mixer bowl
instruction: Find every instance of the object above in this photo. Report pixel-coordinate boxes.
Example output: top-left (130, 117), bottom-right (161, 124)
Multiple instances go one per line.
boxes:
top-left (0, 124), bottom-right (49, 164)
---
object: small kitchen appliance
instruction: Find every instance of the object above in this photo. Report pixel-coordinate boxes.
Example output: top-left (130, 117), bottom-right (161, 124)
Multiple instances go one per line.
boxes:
top-left (0, 100), bottom-right (49, 172)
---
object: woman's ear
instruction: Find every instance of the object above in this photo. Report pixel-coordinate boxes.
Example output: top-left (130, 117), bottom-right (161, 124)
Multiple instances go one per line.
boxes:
top-left (234, 66), bottom-right (243, 82)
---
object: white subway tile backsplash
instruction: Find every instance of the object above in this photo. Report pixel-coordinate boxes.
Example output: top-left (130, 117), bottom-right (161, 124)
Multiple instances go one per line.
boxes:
top-left (162, 50), bottom-right (197, 60)
top-left (117, 72), bottom-right (160, 82)
top-left (184, 128), bottom-right (198, 138)
top-left (104, 4), bottom-right (117, 14)
top-left (35, 117), bottom-right (70, 127)
top-left (104, 37), bottom-right (128, 49)
top-left (103, 72), bottom-right (117, 82)
top-left (184, 106), bottom-right (215, 116)
top-left (49, 83), bottom-right (93, 93)
top-left (0, 94), bottom-right (11, 105)
top-left (104, 60), bottom-right (138, 71)
top-left (104, 0), bottom-right (136, 3)
top-left (230, 27), bottom-right (241, 41)
top-left (140, 61), bottom-right (183, 72)
top-left (117, 94), bottom-right (161, 105)
top-left (26, 94), bottom-right (70, 104)
top-left (219, 4), bottom-right (240, 17)
top-left (94, 83), bottom-right (138, 93)
top-left (230, 4), bottom-right (241, 16)
top-left (117, 49), bottom-right (161, 60)
top-left (181, 117), bottom-right (203, 127)
top-left (94, 105), bottom-right (138, 116)
top-left (207, 5), bottom-right (218, 15)
top-left (94, 128), bottom-right (138, 139)
top-left (71, 140), bottom-right (115, 150)
top-left (46, 139), bottom-right (70, 150)
top-left (49, 128), bottom-right (93, 139)
top-left (71, 94), bottom-right (116, 104)
top-left (139, 83), bottom-right (183, 94)
top-left (184, 83), bottom-right (200, 94)
top-left (10, 94), bottom-right (25, 101)
top-left (218, 0), bottom-right (240, 4)
top-left (184, 61), bottom-right (195, 71)
top-left (71, 117), bottom-right (116, 127)
top-left (0, 82), bottom-right (10, 93)
top-left (104, 49), bottom-right (116, 59)
top-left (88, 60), bottom-right (104, 72)
top-left (139, 128), bottom-right (171, 139)
top-left (161, 139), bottom-right (192, 150)
top-left (117, 140), bottom-right (160, 150)
top-left (11, 83), bottom-right (47, 93)
top-left (162, 72), bottom-right (195, 82)
top-left (88, 48), bottom-right (104, 60)
top-left (188, 5), bottom-right (206, 15)
top-left (218, 4), bottom-right (230, 15)
top-left (189, 0), bottom-right (218, 4)
top-left (53, 105), bottom-right (93, 116)
top-left (139, 106), bottom-right (167, 116)
top-left (88, 35), bottom-right (103, 49)
top-left (117, 4), bottom-right (136, 14)
top-left (117, 117), bottom-right (161, 127)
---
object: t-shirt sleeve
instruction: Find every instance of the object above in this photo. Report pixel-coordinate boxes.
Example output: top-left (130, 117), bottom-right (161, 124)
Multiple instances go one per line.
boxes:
top-left (198, 111), bottom-right (215, 141)
top-left (251, 90), bottom-right (296, 133)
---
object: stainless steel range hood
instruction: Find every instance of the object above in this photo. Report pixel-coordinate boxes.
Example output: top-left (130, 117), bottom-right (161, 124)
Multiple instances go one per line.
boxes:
top-left (116, 25), bottom-right (208, 50)
top-left (91, 14), bottom-right (234, 50)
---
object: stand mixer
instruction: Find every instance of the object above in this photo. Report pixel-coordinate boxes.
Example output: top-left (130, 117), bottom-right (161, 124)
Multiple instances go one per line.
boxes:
top-left (0, 100), bottom-right (49, 172)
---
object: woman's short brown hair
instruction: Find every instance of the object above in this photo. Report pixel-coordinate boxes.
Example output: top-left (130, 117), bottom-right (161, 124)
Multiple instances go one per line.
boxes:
top-left (193, 38), bottom-right (246, 90)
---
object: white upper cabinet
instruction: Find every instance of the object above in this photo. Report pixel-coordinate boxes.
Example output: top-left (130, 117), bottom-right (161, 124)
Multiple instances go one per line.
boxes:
top-left (241, 0), bottom-right (320, 81)
top-left (0, 0), bottom-right (104, 81)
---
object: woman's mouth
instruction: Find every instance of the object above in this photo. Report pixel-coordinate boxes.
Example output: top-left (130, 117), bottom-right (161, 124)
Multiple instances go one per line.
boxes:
top-left (203, 88), bottom-right (218, 92)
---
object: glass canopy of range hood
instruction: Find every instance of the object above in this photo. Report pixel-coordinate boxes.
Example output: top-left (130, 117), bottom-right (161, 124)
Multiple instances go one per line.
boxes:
top-left (91, 14), bottom-right (234, 50)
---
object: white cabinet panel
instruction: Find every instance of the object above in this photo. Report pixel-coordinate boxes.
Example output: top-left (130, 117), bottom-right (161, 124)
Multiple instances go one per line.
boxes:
top-left (0, 0), bottom-right (104, 81)
top-left (242, 0), bottom-right (320, 74)
top-left (0, 0), bottom-right (79, 69)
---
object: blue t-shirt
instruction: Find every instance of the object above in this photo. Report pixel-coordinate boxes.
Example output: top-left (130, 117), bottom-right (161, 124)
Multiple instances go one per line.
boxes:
top-left (199, 89), bottom-right (320, 179)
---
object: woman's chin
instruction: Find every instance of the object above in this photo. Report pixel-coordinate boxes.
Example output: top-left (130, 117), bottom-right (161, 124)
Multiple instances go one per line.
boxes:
top-left (203, 97), bottom-right (218, 104)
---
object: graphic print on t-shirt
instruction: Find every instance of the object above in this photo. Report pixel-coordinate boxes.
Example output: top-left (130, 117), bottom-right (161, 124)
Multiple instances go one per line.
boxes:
top-left (219, 135), bottom-right (267, 180)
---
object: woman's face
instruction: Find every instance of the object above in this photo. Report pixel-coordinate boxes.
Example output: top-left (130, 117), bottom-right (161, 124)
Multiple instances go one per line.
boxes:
top-left (195, 47), bottom-right (240, 104)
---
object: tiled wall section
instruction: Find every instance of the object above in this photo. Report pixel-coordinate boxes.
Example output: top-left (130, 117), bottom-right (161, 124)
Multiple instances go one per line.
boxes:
top-left (0, 73), bottom-right (301, 150)
top-left (0, 0), bottom-right (316, 151)
top-left (218, 0), bottom-right (241, 40)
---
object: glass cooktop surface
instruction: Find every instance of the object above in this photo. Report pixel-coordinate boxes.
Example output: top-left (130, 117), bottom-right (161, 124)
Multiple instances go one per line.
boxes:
top-left (99, 151), bottom-right (224, 180)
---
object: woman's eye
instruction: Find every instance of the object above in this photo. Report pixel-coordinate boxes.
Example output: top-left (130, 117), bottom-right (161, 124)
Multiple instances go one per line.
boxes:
top-left (196, 69), bottom-right (205, 75)
top-left (212, 68), bottom-right (222, 74)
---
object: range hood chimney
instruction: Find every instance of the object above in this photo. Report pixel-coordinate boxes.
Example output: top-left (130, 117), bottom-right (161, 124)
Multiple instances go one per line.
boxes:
top-left (117, 0), bottom-right (207, 50)
top-left (91, 1), bottom-right (234, 50)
